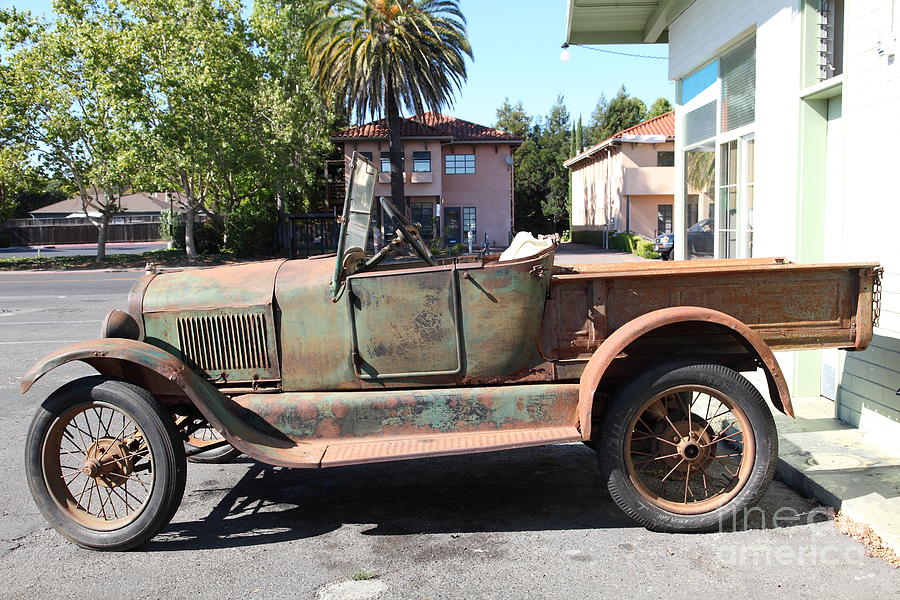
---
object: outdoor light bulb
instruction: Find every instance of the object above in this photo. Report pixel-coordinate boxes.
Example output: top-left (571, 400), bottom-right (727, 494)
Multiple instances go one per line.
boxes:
top-left (560, 45), bottom-right (571, 62)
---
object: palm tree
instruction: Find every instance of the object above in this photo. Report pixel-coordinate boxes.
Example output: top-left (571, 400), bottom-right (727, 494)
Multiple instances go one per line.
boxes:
top-left (305, 0), bottom-right (471, 215)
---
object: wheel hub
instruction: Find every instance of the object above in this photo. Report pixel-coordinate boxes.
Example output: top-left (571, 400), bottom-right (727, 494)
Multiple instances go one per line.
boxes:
top-left (662, 419), bottom-right (716, 475)
top-left (83, 438), bottom-right (135, 488)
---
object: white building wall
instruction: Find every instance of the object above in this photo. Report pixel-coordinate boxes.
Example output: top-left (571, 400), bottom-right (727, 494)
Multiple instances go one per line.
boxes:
top-left (831, 0), bottom-right (900, 437)
top-left (668, 0), bottom-right (900, 436)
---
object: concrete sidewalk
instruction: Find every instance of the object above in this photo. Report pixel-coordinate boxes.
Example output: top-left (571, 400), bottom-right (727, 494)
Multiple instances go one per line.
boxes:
top-left (774, 396), bottom-right (900, 556)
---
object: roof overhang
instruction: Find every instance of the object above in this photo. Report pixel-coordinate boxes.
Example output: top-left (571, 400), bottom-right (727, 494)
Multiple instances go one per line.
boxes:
top-left (330, 135), bottom-right (454, 142)
top-left (563, 135), bottom-right (674, 168)
top-left (565, 0), bottom-right (694, 45)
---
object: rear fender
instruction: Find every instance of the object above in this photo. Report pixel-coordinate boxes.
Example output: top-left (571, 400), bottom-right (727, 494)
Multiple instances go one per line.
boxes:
top-left (20, 339), bottom-right (297, 465)
top-left (577, 307), bottom-right (792, 441)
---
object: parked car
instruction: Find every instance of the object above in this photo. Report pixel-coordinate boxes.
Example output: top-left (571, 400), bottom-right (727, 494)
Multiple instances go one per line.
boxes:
top-left (20, 155), bottom-right (882, 550)
top-left (653, 218), bottom-right (715, 260)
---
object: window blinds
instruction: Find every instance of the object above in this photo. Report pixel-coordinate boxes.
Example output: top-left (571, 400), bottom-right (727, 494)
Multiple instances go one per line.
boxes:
top-left (720, 36), bottom-right (756, 132)
top-left (685, 101), bottom-right (716, 146)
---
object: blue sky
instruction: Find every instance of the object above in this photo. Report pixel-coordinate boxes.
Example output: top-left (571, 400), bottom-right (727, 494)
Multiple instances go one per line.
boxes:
top-left (7, 0), bottom-right (674, 127)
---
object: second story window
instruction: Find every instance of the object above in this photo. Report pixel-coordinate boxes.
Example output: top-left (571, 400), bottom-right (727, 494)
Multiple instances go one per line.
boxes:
top-left (412, 151), bottom-right (432, 172)
top-left (445, 154), bottom-right (475, 174)
top-left (380, 151), bottom-right (404, 173)
top-left (657, 151), bottom-right (675, 167)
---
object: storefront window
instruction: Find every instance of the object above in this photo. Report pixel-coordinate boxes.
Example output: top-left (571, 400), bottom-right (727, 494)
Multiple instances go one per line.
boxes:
top-left (684, 144), bottom-right (715, 259)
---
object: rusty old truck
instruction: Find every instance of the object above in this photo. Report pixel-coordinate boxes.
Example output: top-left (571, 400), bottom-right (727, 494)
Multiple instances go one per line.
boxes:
top-left (21, 155), bottom-right (881, 550)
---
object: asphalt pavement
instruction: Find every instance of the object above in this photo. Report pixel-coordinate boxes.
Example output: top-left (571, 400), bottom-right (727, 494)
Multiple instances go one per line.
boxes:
top-left (0, 241), bottom-right (168, 259)
top-left (0, 269), bottom-right (897, 600)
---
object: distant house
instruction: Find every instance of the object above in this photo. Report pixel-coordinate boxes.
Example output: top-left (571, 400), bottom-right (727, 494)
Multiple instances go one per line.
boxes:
top-left (29, 192), bottom-right (186, 220)
top-left (564, 112), bottom-right (675, 242)
top-left (331, 113), bottom-right (522, 248)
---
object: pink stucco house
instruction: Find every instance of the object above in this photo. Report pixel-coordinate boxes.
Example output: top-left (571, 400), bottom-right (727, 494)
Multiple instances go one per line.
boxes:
top-left (564, 112), bottom-right (675, 241)
top-left (331, 113), bottom-right (522, 248)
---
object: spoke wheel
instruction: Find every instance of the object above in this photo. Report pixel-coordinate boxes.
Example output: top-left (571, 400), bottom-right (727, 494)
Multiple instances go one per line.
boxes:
top-left (43, 401), bottom-right (155, 529)
top-left (598, 362), bottom-right (777, 532)
top-left (184, 421), bottom-right (241, 464)
top-left (625, 385), bottom-right (754, 514)
top-left (26, 377), bottom-right (186, 550)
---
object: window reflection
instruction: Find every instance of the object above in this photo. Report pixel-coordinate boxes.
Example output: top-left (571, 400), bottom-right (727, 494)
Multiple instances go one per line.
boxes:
top-left (685, 144), bottom-right (715, 259)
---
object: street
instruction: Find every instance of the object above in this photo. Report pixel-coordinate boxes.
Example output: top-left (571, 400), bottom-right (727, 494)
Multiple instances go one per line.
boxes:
top-left (0, 269), bottom-right (897, 600)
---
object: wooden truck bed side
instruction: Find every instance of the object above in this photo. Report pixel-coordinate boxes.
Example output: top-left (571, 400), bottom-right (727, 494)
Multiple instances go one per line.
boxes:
top-left (542, 257), bottom-right (880, 361)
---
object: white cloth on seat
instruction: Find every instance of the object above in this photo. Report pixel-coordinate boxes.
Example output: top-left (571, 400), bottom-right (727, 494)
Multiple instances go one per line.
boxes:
top-left (498, 232), bottom-right (555, 261)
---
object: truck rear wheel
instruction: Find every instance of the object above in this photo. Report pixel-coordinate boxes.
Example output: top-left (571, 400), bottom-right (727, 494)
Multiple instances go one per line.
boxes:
top-left (25, 377), bottom-right (186, 550)
top-left (598, 362), bottom-right (777, 532)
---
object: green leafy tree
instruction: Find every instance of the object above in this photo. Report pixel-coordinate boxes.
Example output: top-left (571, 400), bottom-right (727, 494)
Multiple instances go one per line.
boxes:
top-left (585, 93), bottom-right (608, 145)
top-left (0, 3), bottom-right (142, 258)
top-left (596, 86), bottom-right (647, 141)
top-left (0, 146), bottom-right (38, 222)
top-left (495, 98), bottom-right (531, 137)
top-left (305, 0), bottom-right (472, 216)
top-left (126, 0), bottom-right (265, 259)
top-left (648, 97), bottom-right (674, 119)
top-left (509, 95), bottom-right (571, 234)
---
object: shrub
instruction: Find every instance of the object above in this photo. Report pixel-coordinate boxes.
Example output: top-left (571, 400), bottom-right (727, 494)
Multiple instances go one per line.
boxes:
top-left (195, 220), bottom-right (224, 255)
top-left (635, 240), bottom-right (660, 259)
top-left (224, 197), bottom-right (277, 257)
top-left (571, 229), bottom-right (606, 245)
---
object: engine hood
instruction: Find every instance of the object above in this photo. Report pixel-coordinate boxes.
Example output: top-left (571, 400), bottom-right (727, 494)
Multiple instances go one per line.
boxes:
top-left (139, 259), bottom-right (287, 313)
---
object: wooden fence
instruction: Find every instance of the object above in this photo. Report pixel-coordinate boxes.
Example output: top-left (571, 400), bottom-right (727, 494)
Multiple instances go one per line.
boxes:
top-left (1, 216), bottom-right (162, 246)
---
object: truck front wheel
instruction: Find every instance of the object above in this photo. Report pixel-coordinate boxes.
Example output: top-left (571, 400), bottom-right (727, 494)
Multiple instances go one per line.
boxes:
top-left (25, 377), bottom-right (187, 550)
top-left (598, 362), bottom-right (777, 532)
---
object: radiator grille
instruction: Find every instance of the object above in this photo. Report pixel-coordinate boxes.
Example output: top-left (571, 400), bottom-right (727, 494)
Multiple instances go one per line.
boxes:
top-left (176, 313), bottom-right (271, 372)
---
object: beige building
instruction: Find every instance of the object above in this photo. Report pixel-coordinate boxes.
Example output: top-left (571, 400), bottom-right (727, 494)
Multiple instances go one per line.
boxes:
top-left (564, 112), bottom-right (675, 241)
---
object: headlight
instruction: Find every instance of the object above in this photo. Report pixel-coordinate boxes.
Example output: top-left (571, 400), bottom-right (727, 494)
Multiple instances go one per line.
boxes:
top-left (100, 309), bottom-right (141, 340)
top-left (660, 236), bottom-right (671, 244)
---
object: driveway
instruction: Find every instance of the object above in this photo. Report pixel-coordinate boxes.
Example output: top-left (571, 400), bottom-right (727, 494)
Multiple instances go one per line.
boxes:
top-left (554, 242), bottom-right (650, 265)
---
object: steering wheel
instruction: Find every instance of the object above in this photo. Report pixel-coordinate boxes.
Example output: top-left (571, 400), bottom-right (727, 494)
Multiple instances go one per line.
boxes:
top-left (380, 197), bottom-right (436, 266)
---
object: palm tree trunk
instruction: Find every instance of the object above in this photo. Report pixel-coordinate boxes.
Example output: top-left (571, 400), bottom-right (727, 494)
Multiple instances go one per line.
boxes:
top-left (385, 77), bottom-right (407, 218)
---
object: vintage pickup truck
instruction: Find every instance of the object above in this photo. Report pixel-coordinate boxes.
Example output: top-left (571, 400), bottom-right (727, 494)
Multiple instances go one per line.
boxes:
top-left (21, 155), bottom-right (881, 550)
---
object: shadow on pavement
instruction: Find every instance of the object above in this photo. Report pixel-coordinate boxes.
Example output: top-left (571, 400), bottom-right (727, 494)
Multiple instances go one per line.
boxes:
top-left (149, 443), bottom-right (829, 551)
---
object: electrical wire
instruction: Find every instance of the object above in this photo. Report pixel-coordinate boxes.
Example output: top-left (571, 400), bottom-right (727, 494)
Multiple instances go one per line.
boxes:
top-left (572, 43), bottom-right (668, 60)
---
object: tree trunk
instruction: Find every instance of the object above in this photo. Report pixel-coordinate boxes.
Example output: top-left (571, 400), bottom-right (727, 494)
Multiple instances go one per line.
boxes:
top-left (385, 76), bottom-right (407, 218)
top-left (96, 214), bottom-right (109, 260)
top-left (185, 206), bottom-right (197, 260)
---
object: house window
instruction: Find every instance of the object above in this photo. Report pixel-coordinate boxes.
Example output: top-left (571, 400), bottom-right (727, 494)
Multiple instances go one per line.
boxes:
top-left (462, 207), bottom-right (476, 234)
top-left (380, 152), bottom-right (404, 173)
top-left (359, 151), bottom-right (373, 162)
top-left (657, 205), bottom-right (673, 235)
top-left (410, 201), bottom-right (434, 237)
top-left (445, 154), bottom-right (475, 174)
top-left (657, 151), bottom-right (675, 167)
top-left (412, 151), bottom-right (432, 172)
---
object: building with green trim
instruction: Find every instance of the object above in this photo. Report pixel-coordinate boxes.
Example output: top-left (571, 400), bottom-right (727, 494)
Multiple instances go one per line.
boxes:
top-left (564, 0), bottom-right (899, 439)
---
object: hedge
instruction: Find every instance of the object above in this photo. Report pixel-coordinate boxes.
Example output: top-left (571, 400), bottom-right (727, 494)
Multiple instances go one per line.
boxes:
top-left (570, 230), bottom-right (659, 259)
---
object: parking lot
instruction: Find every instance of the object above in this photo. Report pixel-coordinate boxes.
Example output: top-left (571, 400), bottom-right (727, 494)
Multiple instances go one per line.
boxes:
top-left (0, 269), bottom-right (897, 599)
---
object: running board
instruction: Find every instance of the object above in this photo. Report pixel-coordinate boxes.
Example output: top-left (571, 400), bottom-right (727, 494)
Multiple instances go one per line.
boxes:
top-left (319, 426), bottom-right (581, 467)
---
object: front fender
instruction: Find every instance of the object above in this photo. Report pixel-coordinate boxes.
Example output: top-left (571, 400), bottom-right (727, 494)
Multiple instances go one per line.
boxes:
top-left (577, 307), bottom-right (793, 442)
top-left (20, 339), bottom-right (308, 467)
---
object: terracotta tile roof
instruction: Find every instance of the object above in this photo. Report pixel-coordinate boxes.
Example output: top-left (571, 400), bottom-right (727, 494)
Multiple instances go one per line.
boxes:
top-left (613, 111), bottom-right (675, 138)
top-left (31, 192), bottom-right (187, 215)
top-left (331, 112), bottom-right (522, 143)
top-left (416, 113), bottom-right (523, 142)
top-left (564, 111), bottom-right (674, 168)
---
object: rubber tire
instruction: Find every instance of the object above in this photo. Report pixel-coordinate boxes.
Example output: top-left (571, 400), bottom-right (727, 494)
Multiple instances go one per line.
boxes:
top-left (660, 250), bottom-right (672, 261)
top-left (185, 439), bottom-right (241, 464)
top-left (598, 362), bottom-right (777, 532)
top-left (25, 376), bottom-right (187, 551)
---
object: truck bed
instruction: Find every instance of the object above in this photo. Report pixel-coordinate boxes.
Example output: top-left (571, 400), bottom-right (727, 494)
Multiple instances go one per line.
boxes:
top-left (542, 257), bottom-right (880, 360)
